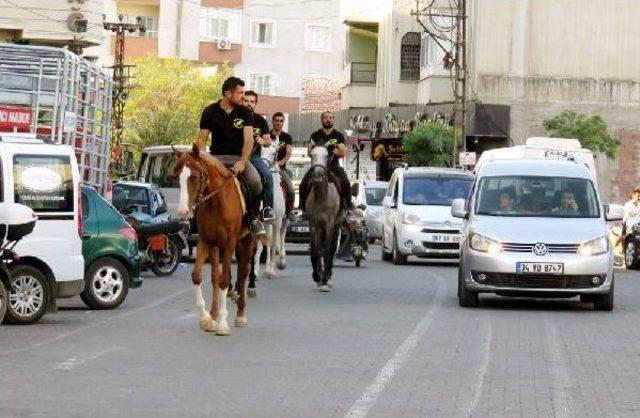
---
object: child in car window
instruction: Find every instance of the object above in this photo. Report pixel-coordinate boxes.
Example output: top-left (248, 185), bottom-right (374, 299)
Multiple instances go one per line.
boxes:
top-left (497, 186), bottom-right (518, 214)
top-left (553, 190), bottom-right (579, 215)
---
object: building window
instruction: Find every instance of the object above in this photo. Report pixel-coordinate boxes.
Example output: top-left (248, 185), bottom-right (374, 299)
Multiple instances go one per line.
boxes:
top-left (248, 73), bottom-right (278, 95)
top-left (200, 7), bottom-right (242, 43)
top-left (305, 24), bottom-right (331, 52)
top-left (420, 33), bottom-right (452, 76)
top-left (250, 20), bottom-right (275, 47)
top-left (400, 32), bottom-right (420, 81)
top-left (138, 16), bottom-right (157, 38)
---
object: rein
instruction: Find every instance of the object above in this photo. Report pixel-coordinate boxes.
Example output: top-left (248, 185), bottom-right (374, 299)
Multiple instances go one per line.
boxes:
top-left (190, 168), bottom-right (236, 212)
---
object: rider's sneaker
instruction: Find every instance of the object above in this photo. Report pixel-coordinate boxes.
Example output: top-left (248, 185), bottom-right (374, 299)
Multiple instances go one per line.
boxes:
top-left (250, 219), bottom-right (267, 236)
top-left (262, 207), bottom-right (275, 221)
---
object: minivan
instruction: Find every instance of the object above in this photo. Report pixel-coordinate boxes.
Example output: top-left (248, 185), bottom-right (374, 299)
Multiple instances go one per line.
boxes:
top-left (453, 159), bottom-right (623, 310)
top-left (0, 134), bottom-right (84, 323)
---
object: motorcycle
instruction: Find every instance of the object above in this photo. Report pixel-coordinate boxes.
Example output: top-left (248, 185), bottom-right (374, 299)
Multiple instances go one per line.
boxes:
top-left (621, 216), bottom-right (640, 270)
top-left (0, 203), bottom-right (37, 324)
top-left (121, 208), bottom-right (187, 277)
top-left (337, 205), bottom-right (369, 267)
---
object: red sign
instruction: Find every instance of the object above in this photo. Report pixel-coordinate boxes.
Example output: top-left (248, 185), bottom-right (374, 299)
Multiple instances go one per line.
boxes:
top-left (0, 105), bottom-right (32, 131)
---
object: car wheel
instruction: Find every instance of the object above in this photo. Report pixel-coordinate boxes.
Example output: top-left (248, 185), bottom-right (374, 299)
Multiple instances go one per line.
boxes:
top-left (593, 279), bottom-right (614, 311)
top-left (392, 232), bottom-right (407, 265)
top-left (81, 257), bottom-right (130, 310)
top-left (0, 281), bottom-right (7, 324)
top-left (5, 265), bottom-right (49, 324)
top-left (151, 237), bottom-right (180, 276)
top-left (625, 239), bottom-right (640, 270)
top-left (381, 230), bottom-right (392, 261)
top-left (457, 268), bottom-right (479, 308)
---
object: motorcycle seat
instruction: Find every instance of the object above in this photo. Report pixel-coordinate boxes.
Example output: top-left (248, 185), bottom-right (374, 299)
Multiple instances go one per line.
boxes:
top-left (136, 220), bottom-right (184, 236)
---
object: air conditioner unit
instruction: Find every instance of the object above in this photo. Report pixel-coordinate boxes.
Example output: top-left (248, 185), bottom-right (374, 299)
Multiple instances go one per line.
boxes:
top-left (217, 39), bottom-right (232, 50)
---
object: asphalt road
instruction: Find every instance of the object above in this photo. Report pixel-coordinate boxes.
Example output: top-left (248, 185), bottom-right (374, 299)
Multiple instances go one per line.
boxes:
top-left (2, 246), bottom-right (640, 418)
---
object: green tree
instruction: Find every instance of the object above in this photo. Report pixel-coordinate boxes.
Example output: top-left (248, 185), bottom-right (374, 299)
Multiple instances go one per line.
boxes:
top-left (123, 57), bottom-right (230, 153)
top-left (402, 121), bottom-right (458, 167)
top-left (542, 110), bottom-right (620, 159)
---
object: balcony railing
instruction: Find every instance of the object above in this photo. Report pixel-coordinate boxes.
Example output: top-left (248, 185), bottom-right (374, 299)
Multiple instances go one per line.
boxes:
top-left (350, 62), bottom-right (376, 84)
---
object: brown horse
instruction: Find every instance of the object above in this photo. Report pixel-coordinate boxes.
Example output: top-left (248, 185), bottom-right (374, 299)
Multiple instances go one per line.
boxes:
top-left (173, 145), bottom-right (254, 336)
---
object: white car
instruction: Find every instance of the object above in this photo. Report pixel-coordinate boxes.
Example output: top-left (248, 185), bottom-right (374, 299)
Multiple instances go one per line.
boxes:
top-left (381, 167), bottom-right (474, 264)
top-left (0, 134), bottom-right (85, 324)
top-left (352, 180), bottom-right (388, 241)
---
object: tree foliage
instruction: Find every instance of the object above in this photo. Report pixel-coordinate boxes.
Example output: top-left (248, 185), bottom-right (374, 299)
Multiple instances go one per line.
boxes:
top-left (542, 110), bottom-right (620, 159)
top-left (402, 121), bottom-right (458, 167)
top-left (123, 57), bottom-right (230, 153)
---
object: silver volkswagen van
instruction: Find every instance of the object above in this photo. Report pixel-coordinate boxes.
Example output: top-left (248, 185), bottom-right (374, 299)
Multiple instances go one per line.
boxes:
top-left (452, 159), bottom-right (623, 310)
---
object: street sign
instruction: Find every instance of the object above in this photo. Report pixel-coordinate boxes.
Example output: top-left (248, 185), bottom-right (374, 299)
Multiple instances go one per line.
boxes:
top-left (0, 105), bottom-right (32, 131)
top-left (459, 151), bottom-right (477, 166)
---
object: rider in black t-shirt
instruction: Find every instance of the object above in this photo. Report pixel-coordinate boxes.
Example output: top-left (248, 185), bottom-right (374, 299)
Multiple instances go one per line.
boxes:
top-left (270, 112), bottom-right (295, 210)
top-left (196, 76), bottom-right (266, 235)
top-left (298, 111), bottom-right (353, 212)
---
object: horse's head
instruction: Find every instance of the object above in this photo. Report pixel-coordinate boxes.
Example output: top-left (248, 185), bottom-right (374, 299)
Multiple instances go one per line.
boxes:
top-left (173, 144), bottom-right (207, 219)
top-left (310, 146), bottom-right (329, 185)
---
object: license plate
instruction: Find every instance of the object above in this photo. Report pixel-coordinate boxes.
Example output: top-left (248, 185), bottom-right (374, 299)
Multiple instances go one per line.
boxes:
top-left (292, 226), bottom-right (309, 233)
top-left (516, 262), bottom-right (564, 275)
top-left (431, 234), bottom-right (461, 243)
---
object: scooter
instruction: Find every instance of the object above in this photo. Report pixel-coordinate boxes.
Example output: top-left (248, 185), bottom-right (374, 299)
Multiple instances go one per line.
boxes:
top-left (122, 209), bottom-right (188, 277)
top-left (0, 203), bottom-right (37, 324)
top-left (337, 205), bottom-right (369, 267)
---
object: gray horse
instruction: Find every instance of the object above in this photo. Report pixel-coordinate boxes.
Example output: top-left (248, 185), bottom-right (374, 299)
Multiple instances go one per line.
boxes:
top-left (306, 147), bottom-right (342, 292)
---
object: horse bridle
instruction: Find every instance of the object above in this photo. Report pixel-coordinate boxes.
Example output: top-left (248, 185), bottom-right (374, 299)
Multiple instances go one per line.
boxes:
top-left (189, 166), bottom-right (236, 212)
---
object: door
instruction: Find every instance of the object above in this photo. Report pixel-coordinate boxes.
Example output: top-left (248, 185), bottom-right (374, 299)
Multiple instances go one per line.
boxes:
top-left (81, 190), bottom-right (99, 265)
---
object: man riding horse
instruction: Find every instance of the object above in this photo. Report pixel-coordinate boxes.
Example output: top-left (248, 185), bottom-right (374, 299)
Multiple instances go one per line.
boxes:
top-left (299, 111), bottom-right (354, 213)
top-left (196, 76), bottom-right (270, 235)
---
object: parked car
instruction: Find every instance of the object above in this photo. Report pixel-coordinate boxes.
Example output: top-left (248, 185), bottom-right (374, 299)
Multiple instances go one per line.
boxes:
top-left (352, 180), bottom-right (388, 242)
top-left (381, 167), bottom-right (474, 264)
top-left (80, 186), bottom-right (142, 310)
top-left (0, 134), bottom-right (85, 324)
top-left (453, 158), bottom-right (622, 310)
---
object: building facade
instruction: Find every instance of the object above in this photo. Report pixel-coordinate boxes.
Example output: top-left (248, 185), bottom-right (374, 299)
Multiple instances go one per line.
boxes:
top-left (0, 0), bottom-right (106, 51)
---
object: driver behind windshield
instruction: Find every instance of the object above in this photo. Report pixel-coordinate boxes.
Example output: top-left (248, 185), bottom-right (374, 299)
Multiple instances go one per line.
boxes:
top-left (526, 184), bottom-right (551, 214)
top-left (497, 186), bottom-right (517, 214)
top-left (553, 190), bottom-right (579, 215)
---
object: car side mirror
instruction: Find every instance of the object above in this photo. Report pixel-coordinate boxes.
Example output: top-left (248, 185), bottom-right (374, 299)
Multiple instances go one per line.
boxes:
top-left (382, 196), bottom-right (396, 209)
top-left (451, 198), bottom-right (468, 219)
top-left (606, 203), bottom-right (624, 221)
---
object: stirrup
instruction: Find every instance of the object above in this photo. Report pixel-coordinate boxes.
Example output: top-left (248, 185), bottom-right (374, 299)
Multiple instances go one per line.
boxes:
top-left (262, 207), bottom-right (275, 221)
top-left (251, 220), bottom-right (266, 236)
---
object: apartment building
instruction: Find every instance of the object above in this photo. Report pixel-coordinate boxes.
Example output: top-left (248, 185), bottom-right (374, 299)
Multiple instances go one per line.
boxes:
top-left (102, 0), bottom-right (344, 114)
top-left (0, 0), bottom-right (105, 50)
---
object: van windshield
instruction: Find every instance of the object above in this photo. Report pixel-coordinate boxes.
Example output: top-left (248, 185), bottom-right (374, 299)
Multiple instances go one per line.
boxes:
top-left (365, 187), bottom-right (387, 205)
top-left (476, 176), bottom-right (600, 218)
top-left (403, 177), bottom-right (472, 206)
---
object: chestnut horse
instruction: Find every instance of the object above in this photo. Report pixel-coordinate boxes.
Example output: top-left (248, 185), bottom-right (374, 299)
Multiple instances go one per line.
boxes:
top-left (173, 145), bottom-right (254, 336)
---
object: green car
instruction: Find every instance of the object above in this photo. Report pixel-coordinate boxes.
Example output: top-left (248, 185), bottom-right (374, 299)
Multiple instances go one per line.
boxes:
top-left (80, 186), bottom-right (142, 310)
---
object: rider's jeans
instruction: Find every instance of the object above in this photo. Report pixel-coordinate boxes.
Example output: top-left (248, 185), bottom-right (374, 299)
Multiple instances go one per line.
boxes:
top-left (250, 155), bottom-right (274, 208)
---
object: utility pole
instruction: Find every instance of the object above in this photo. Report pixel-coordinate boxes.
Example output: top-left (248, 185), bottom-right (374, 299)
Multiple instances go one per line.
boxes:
top-left (412, 0), bottom-right (467, 166)
top-left (103, 14), bottom-right (145, 174)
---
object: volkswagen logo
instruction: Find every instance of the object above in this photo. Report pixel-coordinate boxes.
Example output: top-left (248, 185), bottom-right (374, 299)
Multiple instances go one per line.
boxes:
top-left (532, 243), bottom-right (548, 256)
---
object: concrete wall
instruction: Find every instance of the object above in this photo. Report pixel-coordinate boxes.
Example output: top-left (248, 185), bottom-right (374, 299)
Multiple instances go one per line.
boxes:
top-left (341, 85), bottom-right (377, 109)
top-left (0, 0), bottom-right (105, 47)
top-left (469, 0), bottom-right (640, 203)
top-left (234, 0), bottom-right (345, 103)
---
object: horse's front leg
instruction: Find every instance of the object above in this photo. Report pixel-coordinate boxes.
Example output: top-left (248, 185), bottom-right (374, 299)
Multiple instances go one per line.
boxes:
top-left (234, 235), bottom-right (253, 327)
top-left (310, 229), bottom-right (322, 285)
top-left (248, 244), bottom-right (259, 298)
top-left (216, 245), bottom-right (235, 336)
top-left (278, 218), bottom-right (288, 271)
top-left (264, 224), bottom-right (274, 279)
top-left (320, 225), bottom-right (338, 292)
top-left (194, 243), bottom-right (216, 332)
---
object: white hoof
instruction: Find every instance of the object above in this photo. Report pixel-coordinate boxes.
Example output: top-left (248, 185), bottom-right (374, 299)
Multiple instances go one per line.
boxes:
top-left (199, 314), bottom-right (217, 332)
top-left (319, 285), bottom-right (331, 293)
top-left (235, 316), bottom-right (247, 327)
top-left (327, 279), bottom-right (333, 288)
top-left (216, 323), bottom-right (231, 336)
top-left (277, 260), bottom-right (286, 270)
top-left (248, 287), bottom-right (257, 298)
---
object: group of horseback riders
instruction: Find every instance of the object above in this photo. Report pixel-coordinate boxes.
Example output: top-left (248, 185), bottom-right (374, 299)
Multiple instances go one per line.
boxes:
top-left (196, 76), bottom-right (354, 233)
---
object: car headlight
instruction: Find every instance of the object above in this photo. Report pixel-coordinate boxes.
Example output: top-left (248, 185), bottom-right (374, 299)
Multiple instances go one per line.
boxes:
top-left (470, 233), bottom-right (502, 254)
top-left (401, 213), bottom-right (421, 225)
top-left (578, 236), bottom-right (608, 256)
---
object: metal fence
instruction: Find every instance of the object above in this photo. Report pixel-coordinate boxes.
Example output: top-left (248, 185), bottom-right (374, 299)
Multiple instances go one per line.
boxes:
top-left (0, 44), bottom-right (113, 193)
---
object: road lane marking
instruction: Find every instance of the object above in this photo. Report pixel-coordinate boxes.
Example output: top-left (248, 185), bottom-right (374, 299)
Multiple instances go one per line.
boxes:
top-left (5, 287), bottom-right (191, 354)
top-left (55, 346), bottom-right (119, 371)
top-left (545, 315), bottom-right (573, 418)
top-left (468, 317), bottom-right (492, 416)
top-left (344, 277), bottom-right (444, 418)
